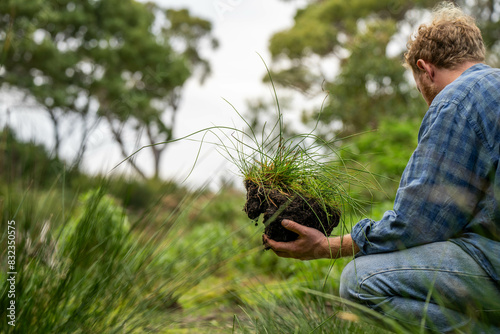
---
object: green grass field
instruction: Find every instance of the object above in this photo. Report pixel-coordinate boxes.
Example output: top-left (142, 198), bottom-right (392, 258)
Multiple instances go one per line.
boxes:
top-left (0, 173), bottom-right (404, 333)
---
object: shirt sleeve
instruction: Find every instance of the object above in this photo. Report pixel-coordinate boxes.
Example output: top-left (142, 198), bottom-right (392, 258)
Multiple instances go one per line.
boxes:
top-left (352, 101), bottom-right (487, 255)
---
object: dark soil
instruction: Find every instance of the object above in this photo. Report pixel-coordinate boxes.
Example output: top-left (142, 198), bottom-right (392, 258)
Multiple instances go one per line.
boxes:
top-left (243, 180), bottom-right (341, 248)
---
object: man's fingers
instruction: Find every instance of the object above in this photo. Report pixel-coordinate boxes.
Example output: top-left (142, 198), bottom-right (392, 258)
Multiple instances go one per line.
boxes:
top-left (273, 250), bottom-right (292, 258)
top-left (263, 235), bottom-right (291, 253)
top-left (264, 237), bottom-right (282, 251)
top-left (281, 219), bottom-right (306, 235)
top-left (263, 221), bottom-right (328, 261)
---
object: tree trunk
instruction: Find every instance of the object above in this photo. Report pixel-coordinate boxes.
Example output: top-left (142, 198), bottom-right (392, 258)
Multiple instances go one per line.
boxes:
top-left (106, 116), bottom-right (147, 179)
top-left (47, 108), bottom-right (61, 160)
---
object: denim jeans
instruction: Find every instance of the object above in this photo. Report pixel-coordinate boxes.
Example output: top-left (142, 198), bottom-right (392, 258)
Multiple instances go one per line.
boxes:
top-left (339, 241), bottom-right (500, 333)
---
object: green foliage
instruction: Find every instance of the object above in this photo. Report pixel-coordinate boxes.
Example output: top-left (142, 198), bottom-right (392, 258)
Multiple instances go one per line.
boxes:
top-left (468, 2), bottom-right (500, 66)
top-left (340, 117), bottom-right (420, 203)
top-left (0, 186), bottom-right (138, 332)
top-left (91, 176), bottom-right (183, 211)
top-left (57, 188), bottom-right (130, 267)
top-left (165, 8), bottom-right (219, 83)
top-left (189, 187), bottom-right (246, 225)
top-left (0, 127), bottom-right (67, 188)
top-left (320, 19), bottom-right (426, 135)
top-left (233, 274), bottom-right (395, 334)
top-left (0, 183), bottom-right (249, 333)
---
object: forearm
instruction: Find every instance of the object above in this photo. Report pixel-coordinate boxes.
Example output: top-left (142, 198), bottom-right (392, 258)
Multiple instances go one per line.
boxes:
top-left (263, 220), bottom-right (360, 261)
top-left (321, 234), bottom-right (360, 259)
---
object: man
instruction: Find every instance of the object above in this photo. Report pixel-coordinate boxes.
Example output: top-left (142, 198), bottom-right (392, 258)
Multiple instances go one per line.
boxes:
top-left (263, 3), bottom-right (500, 332)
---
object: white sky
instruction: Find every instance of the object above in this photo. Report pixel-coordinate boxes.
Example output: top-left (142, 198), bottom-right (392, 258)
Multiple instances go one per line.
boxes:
top-left (0, 0), bottom-right (310, 190)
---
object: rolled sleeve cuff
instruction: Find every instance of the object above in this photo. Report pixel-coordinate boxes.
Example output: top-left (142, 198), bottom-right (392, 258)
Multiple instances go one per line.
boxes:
top-left (351, 218), bottom-right (375, 256)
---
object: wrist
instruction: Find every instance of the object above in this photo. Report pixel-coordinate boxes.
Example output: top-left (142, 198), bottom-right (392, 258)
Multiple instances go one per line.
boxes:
top-left (322, 235), bottom-right (359, 259)
top-left (320, 236), bottom-right (335, 259)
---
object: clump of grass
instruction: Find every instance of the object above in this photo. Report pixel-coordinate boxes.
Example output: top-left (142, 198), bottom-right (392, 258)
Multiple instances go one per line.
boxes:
top-left (221, 80), bottom-right (335, 202)
top-left (231, 276), bottom-right (399, 334)
top-left (232, 107), bottom-right (345, 210)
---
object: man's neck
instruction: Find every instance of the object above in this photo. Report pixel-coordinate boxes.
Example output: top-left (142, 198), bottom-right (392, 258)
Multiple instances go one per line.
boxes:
top-left (435, 61), bottom-right (480, 91)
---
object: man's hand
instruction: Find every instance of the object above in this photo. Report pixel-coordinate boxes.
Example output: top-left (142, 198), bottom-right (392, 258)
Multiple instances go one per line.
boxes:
top-left (262, 219), bottom-right (360, 260)
top-left (262, 219), bottom-right (331, 260)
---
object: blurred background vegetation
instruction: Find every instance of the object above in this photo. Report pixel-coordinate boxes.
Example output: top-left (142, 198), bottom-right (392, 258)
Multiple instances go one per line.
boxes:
top-left (1, 0), bottom-right (499, 332)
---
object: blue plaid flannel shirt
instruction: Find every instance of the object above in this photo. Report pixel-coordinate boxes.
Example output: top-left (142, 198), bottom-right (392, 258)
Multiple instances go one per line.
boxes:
top-left (351, 63), bottom-right (500, 283)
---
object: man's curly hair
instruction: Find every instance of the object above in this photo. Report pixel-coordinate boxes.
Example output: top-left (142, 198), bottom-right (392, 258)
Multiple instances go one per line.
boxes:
top-left (404, 2), bottom-right (485, 72)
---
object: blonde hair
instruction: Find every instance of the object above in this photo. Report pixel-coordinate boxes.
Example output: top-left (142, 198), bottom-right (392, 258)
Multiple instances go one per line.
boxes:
top-left (404, 2), bottom-right (485, 72)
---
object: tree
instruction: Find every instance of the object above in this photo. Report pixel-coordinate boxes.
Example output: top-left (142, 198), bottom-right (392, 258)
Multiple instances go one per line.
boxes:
top-left (0, 0), bottom-right (217, 178)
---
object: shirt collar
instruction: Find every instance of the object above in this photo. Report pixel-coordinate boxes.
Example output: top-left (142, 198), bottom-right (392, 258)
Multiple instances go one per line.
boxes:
top-left (428, 63), bottom-right (490, 108)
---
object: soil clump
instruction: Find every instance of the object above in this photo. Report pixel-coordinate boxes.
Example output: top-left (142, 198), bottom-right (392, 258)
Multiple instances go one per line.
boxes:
top-left (243, 180), bottom-right (340, 248)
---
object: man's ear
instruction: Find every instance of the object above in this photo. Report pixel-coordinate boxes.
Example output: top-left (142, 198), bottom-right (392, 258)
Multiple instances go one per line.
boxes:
top-left (416, 59), bottom-right (435, 81)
